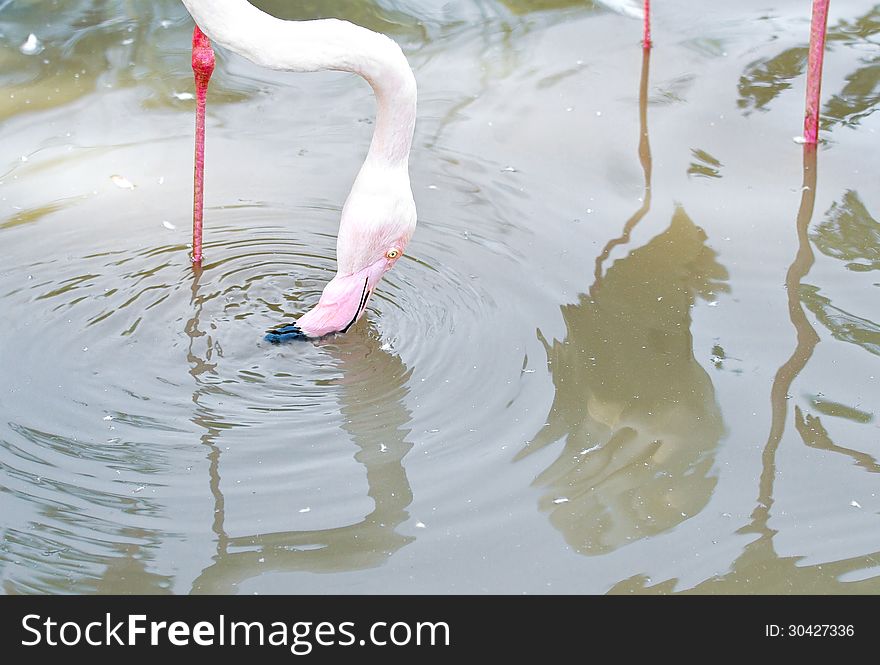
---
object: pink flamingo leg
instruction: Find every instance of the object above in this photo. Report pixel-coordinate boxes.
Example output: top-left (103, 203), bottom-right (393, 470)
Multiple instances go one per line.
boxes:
top-left (643, 0), bottom-right (651, 49)
top-left (804, 0), bottom-right (830, 144)
top-left (191, 26), bottom-right (215, 265)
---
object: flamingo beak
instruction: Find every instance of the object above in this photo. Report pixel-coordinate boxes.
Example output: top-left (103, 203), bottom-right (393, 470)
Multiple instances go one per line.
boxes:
top-left (265, 257), bottom-right (389, 342)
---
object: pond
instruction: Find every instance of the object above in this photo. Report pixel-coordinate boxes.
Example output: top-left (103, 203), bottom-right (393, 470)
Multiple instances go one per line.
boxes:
top-left (0, 0), bottom-right (878, 594)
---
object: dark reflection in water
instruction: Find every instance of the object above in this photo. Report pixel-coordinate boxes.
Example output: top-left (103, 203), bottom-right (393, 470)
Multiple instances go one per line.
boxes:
top-left (795, 406), bottom-right (880, 472)
top-left (752, 146), bottom-right (820, 541)
top-left (251, 0), bottom-right (428, 34)
top-left (737, 46), bottom-right (808, 115)
top-left (715, 148), bottom-right (880, 592)
top-left (812, 190), bottom-right (880, 273)
top-left (1, 491), bottom-right (175, 594)
top-left (182, 271), bottom-right (415, 593)
top-left (737, 6), bottom-right (880, 131)
top-left (611, 146), bottom-right (880, 593)
top-left (824, 7), bottom-right (880, 129)
top-left (591, 49), bottom-right (652, 283)
top-left (801, 285), bottom-right (880, 355)
top-left (794, 185), bottom-right (879, 467)
top-left (0, 0), bottom-right (610, 136)
top-left (500, 0), bottom-right (598, 14)
top-left (803, 190), bottom-right (880, 356)
top-left (0, 0), bottom-right (263, 122)
top-left (525, 208), bottom-right (728, 555)
top-left (81, 531), bottom-right (175, 595)
top-left (521, 51), bottom-right (729, 555)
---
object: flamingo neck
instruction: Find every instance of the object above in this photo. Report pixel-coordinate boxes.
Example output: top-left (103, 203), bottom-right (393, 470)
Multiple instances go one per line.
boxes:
top-left (180, 0), bottom-right (416, 168)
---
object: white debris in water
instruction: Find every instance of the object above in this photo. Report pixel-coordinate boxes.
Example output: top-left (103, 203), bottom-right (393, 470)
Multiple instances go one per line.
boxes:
top-left (103, 415), bottom-right (113, 421)
top-left (160, 19), bottom-right (172, 28)
top-left (379, 444), bottom-right (388, 453)
top-left (173, 91), bottom-right (195, 101)
top-left (415, 521), bottom-right (426, 529)
top-left (20, 155), bottom-right (28, 162)
top-left (162, 220), bottom-right (176, 230)
top-left (121, 38), bottom-right (134, 46)
top-left (110, 175), bottom-right (135, 189)
top-left (298, 507), bottom-right (311, 513)
top-left (707, 301), bottom-right (719, 307)
top-left (522, 369), bottom-right (535, 374)
top-left (595, 111), bottom-right (602, 117)
top-left (133, 485), bottom-right (145, 494)
top-left (20, 33), bottom-right (44, 55)
top-left (851, 500), bottom-right (862, 509)
top-left (427, 184), bottom-right (438, 190)
top-left (792, 136), bottom-right (808, 144)
top-left (158, 176), bottom-right (165, 185)
top-left (552, 497), bottom-right (570, 504)
top-left (501, 166), bottom-right (517, 173)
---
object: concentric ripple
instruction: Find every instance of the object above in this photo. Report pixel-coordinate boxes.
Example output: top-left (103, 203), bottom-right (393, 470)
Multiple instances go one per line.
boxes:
top-left (0, 195), bottom-right (522, 592)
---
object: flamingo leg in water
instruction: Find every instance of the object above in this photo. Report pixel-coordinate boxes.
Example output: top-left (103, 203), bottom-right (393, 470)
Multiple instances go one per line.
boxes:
top-left (191, 26), bottom-right (215, 265)
top-left (804, 0), bottom-right (830, 144)
top-left (643, 0), bottom-right (651, 49)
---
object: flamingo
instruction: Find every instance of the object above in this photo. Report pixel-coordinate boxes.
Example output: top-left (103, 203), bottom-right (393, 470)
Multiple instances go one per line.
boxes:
top-left (804, 0), bottom-right (830, 144)
top-left (182, 0), bottom-right (417, 341)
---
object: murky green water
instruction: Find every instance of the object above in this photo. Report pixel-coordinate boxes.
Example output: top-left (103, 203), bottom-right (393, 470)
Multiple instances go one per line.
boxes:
top-left (1, 0), bottom-right (878, 594)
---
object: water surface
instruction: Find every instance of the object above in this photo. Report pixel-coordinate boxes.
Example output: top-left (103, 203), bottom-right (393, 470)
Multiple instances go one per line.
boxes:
top-left (1, 0), bottom-right (879, 594)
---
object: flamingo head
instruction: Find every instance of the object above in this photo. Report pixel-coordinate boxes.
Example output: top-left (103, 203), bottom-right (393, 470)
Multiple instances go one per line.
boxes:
top-left (265, 222), bottom-right (411, 342)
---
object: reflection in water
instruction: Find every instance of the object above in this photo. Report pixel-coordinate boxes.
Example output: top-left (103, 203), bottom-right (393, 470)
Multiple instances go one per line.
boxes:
top-left (811, 190), bottom-right (880, 273)
top-left (592, 48), bottom-right (652, 284)
top-left (737, 6), bottom-right (880, 131)
top-left (795, 406), bottom-right (880, 473)
top-left (2, 0), bottom-right (878, 596)
top-left (182, 271), bottom-right (415, 593)
top-left (737, 46), bottom-right (808, 115)
top-left (610, 146), bottom-right (880, 593)
top-left (525, 209), bottom-right (728, 555)
top-left (699, 146), bottom-right (880, 592)
top-left (252, 0), bottom-right (428, 35)
top-left (755, 153), bottom-right (879, 485)
top-left (823, 7), bottom-right (880, 129)
top-left (749, 146), bottom-right (819, 541)
top-left (521, 51), bottom-right (729, 555)
top-left (803, 190), bottom-right (880, 356)
top-left (82, 532), bottom-right (176, 595)
top-left (801, 285), bottom-right (880, 356)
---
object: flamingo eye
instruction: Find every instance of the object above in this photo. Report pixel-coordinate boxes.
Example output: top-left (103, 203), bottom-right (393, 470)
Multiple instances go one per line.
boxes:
top-left (385, 248), bottom-right (400, 260)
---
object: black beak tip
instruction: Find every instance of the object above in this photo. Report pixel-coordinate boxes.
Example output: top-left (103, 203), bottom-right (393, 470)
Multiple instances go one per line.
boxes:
top-left (264, 323), bottom-right (309, 344)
